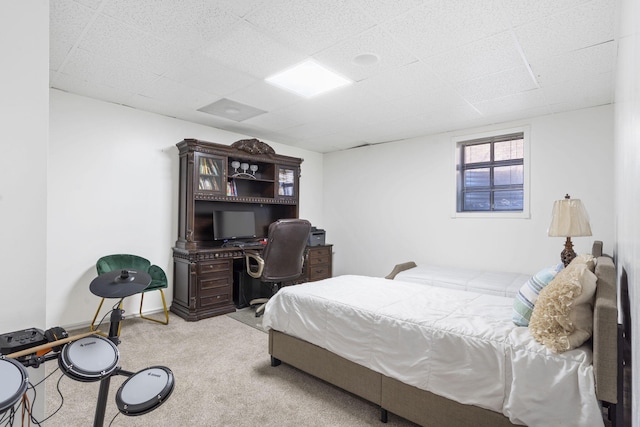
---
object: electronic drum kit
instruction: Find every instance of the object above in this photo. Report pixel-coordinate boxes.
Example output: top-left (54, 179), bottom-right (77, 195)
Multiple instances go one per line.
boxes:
top-left (0, 269), bottom-right (175, 426)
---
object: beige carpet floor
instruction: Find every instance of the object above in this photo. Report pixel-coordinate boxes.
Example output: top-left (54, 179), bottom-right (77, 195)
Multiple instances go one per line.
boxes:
top-left (42, 311), bottom-right (418, 426)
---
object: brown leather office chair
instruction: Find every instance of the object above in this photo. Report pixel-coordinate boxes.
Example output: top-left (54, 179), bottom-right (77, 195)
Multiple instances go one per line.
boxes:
top-left (245, 219), bottom-right (311, 317)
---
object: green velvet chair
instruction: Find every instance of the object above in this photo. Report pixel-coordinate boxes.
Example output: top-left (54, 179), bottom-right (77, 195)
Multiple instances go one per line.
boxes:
top-left (90, 254), bottom-right (169, 331)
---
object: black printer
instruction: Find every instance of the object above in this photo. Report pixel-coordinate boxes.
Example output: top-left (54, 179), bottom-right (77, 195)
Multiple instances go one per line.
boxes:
top-left (308, 226), bottom-right (326, 246)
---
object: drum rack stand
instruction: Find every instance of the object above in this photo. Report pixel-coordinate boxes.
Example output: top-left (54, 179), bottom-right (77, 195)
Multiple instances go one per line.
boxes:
top-left (4, 270), bottom-right (161, 427)
top-left (7, 307), bottom-right (132, 427)
top-left (93, 306), bottom-right (132, 427)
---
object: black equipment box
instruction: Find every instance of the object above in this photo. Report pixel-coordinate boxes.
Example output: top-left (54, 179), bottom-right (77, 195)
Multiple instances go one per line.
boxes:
top-left (0, 328), bottom-right (48, 355)
top-left (308, 227), bottom-right (326, 246)
top-left (233, 259), bottom-right (272, 309)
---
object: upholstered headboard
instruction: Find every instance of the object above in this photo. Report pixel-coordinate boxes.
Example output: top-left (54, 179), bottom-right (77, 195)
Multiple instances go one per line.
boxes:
top-left (592, 241), bottom-right (618, 404)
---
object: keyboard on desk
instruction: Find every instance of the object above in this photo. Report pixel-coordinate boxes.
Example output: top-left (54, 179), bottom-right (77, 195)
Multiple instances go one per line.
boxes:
top-left (226, 241), bottom-right (264, 248)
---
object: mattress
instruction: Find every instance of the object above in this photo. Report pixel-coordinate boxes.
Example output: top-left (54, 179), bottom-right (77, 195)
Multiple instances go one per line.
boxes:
top-left (393, 265), bottom-right (530, 297)
top-left (262, 275), bottom-right (603, 427)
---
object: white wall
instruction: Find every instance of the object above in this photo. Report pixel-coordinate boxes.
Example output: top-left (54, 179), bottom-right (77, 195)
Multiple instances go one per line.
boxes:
top-left (0, 1), bottom-right (48, 332)
top-left (48, 89), bottom-right (323, 328)
top-left (324, 106), bottom-right (614, 277)
top-left (615, 0), bottom-right (640, 424)
top-left (0, 1), bottom-right (48, 422)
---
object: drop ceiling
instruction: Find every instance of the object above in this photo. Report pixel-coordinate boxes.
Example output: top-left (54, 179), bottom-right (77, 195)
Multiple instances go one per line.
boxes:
top-left (50, 0), bottom-right (617, 153)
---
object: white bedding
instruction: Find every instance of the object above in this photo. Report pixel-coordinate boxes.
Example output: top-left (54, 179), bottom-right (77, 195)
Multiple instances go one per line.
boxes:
top-left (262, 275), bottom-right (603, 427)
top-left (394, 265), bottom-right (530, 297)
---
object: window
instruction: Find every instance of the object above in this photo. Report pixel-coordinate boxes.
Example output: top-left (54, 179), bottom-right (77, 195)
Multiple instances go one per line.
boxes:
top-left (453, 128), bottom-right (529, 218)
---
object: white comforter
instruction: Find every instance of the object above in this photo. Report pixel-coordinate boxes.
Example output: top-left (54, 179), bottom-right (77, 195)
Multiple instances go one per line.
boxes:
top-left (262, 275), bottom-right (603, 427)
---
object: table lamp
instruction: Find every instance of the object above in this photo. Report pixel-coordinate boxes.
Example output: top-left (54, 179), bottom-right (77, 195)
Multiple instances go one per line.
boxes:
top-left (548, 194), bottom-right (592, 266)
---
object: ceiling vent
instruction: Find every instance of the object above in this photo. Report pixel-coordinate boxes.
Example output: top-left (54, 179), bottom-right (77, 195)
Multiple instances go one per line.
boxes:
top-left (197, 98), bottom-right (267, 122)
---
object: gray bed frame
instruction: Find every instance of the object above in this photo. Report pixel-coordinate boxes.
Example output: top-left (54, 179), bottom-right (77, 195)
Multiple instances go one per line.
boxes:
top-left (268, 241), bottom-right (618, 426)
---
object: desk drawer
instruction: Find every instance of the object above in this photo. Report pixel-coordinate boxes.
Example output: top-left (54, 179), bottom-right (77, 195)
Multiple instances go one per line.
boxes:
top-left (199, 275), bottom-right (231, 308)
top-left (309, 264), bottom-right (331, 281)
top-left (308, 247), bottom-right (331, 265)
top-left (198, 260), bottom-right (230, 275)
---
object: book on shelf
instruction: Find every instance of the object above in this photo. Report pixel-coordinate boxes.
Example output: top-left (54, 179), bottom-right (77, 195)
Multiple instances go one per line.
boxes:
top-left (199, 158), bottom-right (220, 176)
top-left (198, 177), bottom-right (220, 191)
top-left (199, 160), bottom-right (208, 175)
top-left (226, 180), bottom-right (237, 196)
top-left (227, 181), bottom-right (238, 196)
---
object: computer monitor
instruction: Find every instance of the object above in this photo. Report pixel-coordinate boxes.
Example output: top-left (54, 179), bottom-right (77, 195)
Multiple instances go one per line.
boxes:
top-left (213, 210), bottom-right (256, 241)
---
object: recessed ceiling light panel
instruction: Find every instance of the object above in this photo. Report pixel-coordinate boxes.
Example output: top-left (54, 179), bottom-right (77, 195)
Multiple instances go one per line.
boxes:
top-left (265, 59), bottom-right (352, 98)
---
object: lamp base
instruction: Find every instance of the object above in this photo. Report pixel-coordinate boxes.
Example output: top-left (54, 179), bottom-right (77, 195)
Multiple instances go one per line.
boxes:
top-left (560, 237), bottom-right (576, 267)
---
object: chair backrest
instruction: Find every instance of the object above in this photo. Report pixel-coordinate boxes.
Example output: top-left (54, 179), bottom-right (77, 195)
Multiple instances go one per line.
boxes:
top-left (260, 219), bottom-right (311, 282)
top-left (96, 254), bottom-right (151, 275)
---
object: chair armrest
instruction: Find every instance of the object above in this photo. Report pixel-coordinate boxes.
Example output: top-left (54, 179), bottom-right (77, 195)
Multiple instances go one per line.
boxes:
top-left (147, 264), bottom-right (168, 288)
top-left (245, 251), bottom-right (264, 279)
top-left (385, 261), bottom-right (417, 280)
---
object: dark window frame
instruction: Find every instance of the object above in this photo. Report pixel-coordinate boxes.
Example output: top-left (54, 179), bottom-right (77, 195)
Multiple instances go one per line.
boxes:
top-left (456, 131), bottom-right (526, 214)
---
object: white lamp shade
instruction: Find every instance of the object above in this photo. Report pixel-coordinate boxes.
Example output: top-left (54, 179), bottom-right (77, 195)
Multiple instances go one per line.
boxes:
top-left (548, 198), bottom-right (592, 237)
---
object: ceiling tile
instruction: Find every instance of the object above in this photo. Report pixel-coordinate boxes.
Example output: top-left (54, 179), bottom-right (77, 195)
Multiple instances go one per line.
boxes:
top-left (242, 110), bottom-right (304, 132)
top-left (529, 41), bottom-right (616, 86)
top-left (278, 114), bottom-right (360, 140)
top-left (314, 26), bottom-right (419, 82)
top-left (101, 0), bottom-right (239, 48)
top-left (78, 14), bottom-right (190, 75)
top-left (50, 0), bottom-right (96, 71)
top-left (473, 89), bottom-right (548, 116)
top-left (74, 0), bottom-right (102, 9)
top-left (455, 66), bottom-right (538, 103)
top-left (226, 80), bottom-right (301, 112)
top-left (202, 20), bottom-right (305, 79)
top-left (59, 48), bottom-right (160, 94)
top-left (501, 0), bottom-right (591, 28)
top-left (245, 0), bottom-right (377, 55)
top-left (481, 105), bottom-right (552, 125)
top-left (384, 0), bottom-right (510, 59)
top-left (163, 53), bottom-right (256, 97)
top-left (205, 0), bottom-right (268, 19)
top-left (140, 77), bottom-right (218, 110)
top-left (51, 74), bottom-right (134, 106)
top-left (544, 72), bottom-right (614, 110)
top-left (356, 61), bottom-right (448, 102)
top-left (514, 0), bottom-right (615, 60)
top-left (425, 31), bottom-right (526, 85)
top-left (385, 88), bottom-right (470, 119)
top-left (351, 0), bottom-right (425, 23)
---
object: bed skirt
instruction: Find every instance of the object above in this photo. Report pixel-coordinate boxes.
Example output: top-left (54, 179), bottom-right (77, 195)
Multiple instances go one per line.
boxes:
top-left (269, 329), bottom-right (521, 427)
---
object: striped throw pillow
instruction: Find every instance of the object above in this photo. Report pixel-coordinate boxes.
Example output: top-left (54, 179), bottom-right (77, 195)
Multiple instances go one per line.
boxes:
top-left (512, 263), bottom-right (563, 326)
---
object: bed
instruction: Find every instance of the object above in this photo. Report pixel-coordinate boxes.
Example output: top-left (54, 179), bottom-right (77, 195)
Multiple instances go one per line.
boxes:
top-left (262, 241), bottom-right (618, 427)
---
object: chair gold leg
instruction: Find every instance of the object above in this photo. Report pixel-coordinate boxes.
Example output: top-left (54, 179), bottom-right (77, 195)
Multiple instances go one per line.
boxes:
top-left (91, 299), bottom-right (123, 336)
top-left (90, 298), bottom-right (106, 331)
top-left (139, 289), bottom-right (169, 325)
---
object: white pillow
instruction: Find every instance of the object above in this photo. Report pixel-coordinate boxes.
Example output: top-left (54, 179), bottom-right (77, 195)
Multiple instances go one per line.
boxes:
top-left (528, 261), bottom-right (597, 353)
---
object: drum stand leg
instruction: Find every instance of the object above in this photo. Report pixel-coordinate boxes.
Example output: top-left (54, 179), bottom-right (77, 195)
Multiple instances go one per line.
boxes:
top-left (93, 306), bottom-right (125, 427)
top-left (94, 377), bottom-right (111, 427)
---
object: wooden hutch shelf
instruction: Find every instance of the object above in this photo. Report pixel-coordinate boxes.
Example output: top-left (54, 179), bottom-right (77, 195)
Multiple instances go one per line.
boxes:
top-left (171, 138), bottom-right (303, 321)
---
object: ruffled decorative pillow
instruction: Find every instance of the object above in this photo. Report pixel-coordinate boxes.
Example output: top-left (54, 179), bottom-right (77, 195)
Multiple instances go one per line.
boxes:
top-left (529, 258), bottom-right (597, 353)
top-left (512, 263), bottom-right (563, 326)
